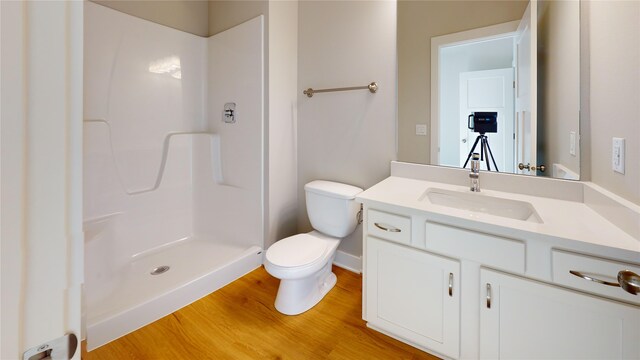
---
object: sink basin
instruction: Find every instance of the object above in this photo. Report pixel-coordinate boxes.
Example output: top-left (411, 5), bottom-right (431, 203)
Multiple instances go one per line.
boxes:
top-left (421, 188), bottom-right (542, 223)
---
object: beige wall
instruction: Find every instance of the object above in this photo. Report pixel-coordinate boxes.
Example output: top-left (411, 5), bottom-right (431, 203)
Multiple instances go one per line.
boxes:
top-left (397, 0), bottom-right (528, 164)
top-left (267, 0), bottom-right (298, 249)
top-left (90, 0), bottom-right (209, 37)
top-left (208, 1), bottom-right (267, 36)
top-left (588, 0), bottom-right (640, 205)
top-left (90, 0), bottom-right (269, 38)
top-left (297, 1), bottom-right (397, 258)
top-left (538, 0), bottom-right (580, 176)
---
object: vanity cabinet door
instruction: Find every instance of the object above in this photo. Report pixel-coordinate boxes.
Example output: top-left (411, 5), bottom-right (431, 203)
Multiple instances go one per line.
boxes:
top-left (365, 236), bottom-right (460, 359)
top-left (480, 269), bottom-right (640, 359)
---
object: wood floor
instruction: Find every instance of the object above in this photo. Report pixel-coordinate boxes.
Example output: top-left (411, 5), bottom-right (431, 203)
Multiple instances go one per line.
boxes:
top-left (84, 266), bottom-right (440, 360)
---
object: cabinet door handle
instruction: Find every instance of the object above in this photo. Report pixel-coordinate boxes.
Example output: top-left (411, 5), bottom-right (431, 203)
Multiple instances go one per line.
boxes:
top-left (374, 223), bottom-right (401, 233)
top-left (486, 283), bottom-right (492, 309)
top-left (618, 270), bottom-right (640, 295)
top-left (569, 270), bottom-right (620, 287)
top-left (448, 273), bottom-right (454, 297)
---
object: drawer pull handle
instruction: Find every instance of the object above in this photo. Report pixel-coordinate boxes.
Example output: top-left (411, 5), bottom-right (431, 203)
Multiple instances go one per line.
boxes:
top-left (374, 223), bottom-right (401, 233)
top-left (618, 270), bottom-right (640, 295)
top-left (569, 270), bottom-right (620, 287)
top-left (486, 283), bottom-right (492, 309)
top-left (448, 273), bottom-right (454, 297)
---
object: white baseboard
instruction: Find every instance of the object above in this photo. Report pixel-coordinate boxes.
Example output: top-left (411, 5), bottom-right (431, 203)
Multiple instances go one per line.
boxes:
top-left (333, 250), bottom-right (362, 274)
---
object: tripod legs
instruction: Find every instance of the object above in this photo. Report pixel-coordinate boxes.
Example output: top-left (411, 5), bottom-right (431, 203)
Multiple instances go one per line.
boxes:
top-left (463, 134), bottom-right (499, 172)
top-left (482, 137), bottom-right (499, 171)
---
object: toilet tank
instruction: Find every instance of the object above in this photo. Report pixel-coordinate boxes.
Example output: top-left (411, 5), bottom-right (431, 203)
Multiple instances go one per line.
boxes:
top-left (304, 181), bottom-right (363, 238)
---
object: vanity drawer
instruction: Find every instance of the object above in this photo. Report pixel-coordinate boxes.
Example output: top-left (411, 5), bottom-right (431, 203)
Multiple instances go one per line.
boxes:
top-left (425, 221), bottom-right (525, 273)
top-left (552, 250), bottom-right (640, 305)
top-left (367, 209), bottom-right (411, 245)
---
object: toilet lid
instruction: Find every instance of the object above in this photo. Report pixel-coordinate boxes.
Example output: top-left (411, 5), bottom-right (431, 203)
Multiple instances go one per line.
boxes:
top-left (266, 234), bottom-right (328, 268)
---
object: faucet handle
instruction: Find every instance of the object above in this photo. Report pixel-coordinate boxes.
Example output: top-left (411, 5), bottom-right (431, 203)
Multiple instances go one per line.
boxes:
top-left (471, 153), bottom-right (480, 172)
top-left (469, 153), bottom-right (481, 192)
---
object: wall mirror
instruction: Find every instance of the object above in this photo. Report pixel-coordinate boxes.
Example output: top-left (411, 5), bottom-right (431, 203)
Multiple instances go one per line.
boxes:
top-left (397, 0), bottom-right (581, 179)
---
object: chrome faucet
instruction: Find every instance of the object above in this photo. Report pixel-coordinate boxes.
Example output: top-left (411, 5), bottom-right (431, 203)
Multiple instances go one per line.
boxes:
top-left (469, 153), bottom-right (480, 192)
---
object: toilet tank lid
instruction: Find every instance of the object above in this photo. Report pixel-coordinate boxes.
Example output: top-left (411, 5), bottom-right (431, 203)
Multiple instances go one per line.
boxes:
top-left (304, 180), bottom-right (363, 200)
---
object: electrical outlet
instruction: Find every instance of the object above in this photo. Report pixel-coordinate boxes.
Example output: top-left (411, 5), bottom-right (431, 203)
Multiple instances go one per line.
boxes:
top-left (569, 131), bottom-right (576, 156)
top-left (415, 124), bottom-right (427, 136)
top-left (612, 137), bottom-right (625, 174)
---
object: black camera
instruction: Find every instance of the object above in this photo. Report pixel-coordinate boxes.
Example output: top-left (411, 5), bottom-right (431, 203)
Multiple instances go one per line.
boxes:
top-left (467, 112), bottom-right (498, 134)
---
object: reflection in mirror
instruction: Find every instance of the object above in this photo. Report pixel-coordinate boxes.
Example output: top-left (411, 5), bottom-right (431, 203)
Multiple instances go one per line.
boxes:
top-left (397, 0), bottom-right (581, 180)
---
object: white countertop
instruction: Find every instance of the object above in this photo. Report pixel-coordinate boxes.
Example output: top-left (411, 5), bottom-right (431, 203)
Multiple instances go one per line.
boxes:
top-left (357, 176), bottom-right (640, 262)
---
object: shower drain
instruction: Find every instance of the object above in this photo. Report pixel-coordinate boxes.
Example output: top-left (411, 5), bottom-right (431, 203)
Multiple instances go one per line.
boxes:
top-left (150, 265), bottom-right (170, 275)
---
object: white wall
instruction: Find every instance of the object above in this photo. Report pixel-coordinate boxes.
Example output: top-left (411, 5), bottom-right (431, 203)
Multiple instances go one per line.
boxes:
top-left (588, 0), bottom-right (640, 205)
top-left (84, 2), bottom-right (205, 259)
top-left (207, 1), bottom-right (299, 250)
top-left (195, 16), bottom-right (264, 246)
top-left (267, 1), bottom-right (299, 249)
top-left (439, 38), bottom-right (514, 167)
top-left (83, 3), bottom-right (206, 316)
top-left (297, 1), bottom-right (397, 259)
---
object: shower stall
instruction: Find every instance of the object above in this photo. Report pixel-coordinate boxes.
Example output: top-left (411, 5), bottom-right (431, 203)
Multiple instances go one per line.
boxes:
top-left (83, 3), bottom-right (264, 350)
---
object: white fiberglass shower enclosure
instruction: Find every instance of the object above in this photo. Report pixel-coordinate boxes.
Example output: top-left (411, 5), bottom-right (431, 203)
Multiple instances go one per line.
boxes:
top-left (83, 3), bottom-right (264, 350)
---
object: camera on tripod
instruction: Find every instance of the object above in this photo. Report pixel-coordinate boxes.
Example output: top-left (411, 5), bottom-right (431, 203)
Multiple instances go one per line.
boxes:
top-left (463, 112), bottom-right (499, 171)
top-left (468, 112), bottom-right (498, 134)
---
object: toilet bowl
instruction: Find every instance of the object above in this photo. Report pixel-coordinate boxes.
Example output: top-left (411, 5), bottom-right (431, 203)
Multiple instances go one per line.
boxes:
top-left (264, 180), bottom-right (362, 315)
top-left (265, 231), bottom-right (340, 315)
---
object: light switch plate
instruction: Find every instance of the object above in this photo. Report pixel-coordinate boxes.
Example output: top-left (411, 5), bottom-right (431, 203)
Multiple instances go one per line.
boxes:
top-left (612, 137), bottom-right (625, 174)
top-left (415, 124), bottom-right (427, 136)
top-left (569, 131), bottom-right (576, 156)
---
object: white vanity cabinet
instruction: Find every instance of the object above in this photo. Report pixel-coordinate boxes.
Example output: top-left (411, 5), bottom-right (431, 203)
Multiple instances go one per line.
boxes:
top-left (480, 268), bottom-right (640, 359)
top-left (365, 236), bottom-right (460, 359)
top-left (357, 174), bottom-right (640, 359)
top-left (361, 205), bottom-right (640, 359)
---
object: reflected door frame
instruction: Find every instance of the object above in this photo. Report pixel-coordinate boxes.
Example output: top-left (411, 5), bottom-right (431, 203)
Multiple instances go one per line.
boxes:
top-left (430, 20), bottom-right (520, 165)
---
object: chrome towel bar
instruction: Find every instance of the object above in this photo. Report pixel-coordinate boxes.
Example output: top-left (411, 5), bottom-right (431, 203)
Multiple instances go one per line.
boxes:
top-left (303, 82), bottom-right (378, 98)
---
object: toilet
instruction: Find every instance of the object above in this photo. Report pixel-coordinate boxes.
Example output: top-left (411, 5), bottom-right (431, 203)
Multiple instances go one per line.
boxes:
top-left (264, 180), bottom-right (363, 315)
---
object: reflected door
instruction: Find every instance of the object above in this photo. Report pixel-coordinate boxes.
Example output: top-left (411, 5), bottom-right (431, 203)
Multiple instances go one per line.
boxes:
top-left (459, 68), bottom-right (515, 172)
top-left (515, 1), bottom-right (538, 175)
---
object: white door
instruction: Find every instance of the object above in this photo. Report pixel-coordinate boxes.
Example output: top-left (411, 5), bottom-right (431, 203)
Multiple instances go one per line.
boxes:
top-left (459, 68), bottom-right (515, 172)
top-left (1, 2), bottom-right (83, 359)
top-left (515, 1), bottom-right (538, 175)
top-left (365, 237), bottom-right (460, 359)
top-left (480, 269), bottom-right (640, 359)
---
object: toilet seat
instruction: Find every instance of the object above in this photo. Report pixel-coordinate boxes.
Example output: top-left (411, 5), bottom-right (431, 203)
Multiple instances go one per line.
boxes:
top-left (266, 234), bottom-right (328, 268)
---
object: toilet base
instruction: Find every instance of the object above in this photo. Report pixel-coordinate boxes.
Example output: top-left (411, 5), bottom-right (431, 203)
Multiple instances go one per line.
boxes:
top-left (274, 260), bottom-right (337, 315)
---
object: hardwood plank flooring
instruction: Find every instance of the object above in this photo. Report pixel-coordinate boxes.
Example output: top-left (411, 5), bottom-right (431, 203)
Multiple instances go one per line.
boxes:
top-left (84, 266), bottom-right (440, 360)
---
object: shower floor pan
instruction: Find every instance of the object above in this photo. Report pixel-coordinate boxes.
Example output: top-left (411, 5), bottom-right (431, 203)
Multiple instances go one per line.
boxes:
top-left (85, 238), bottom-right (263, 351)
